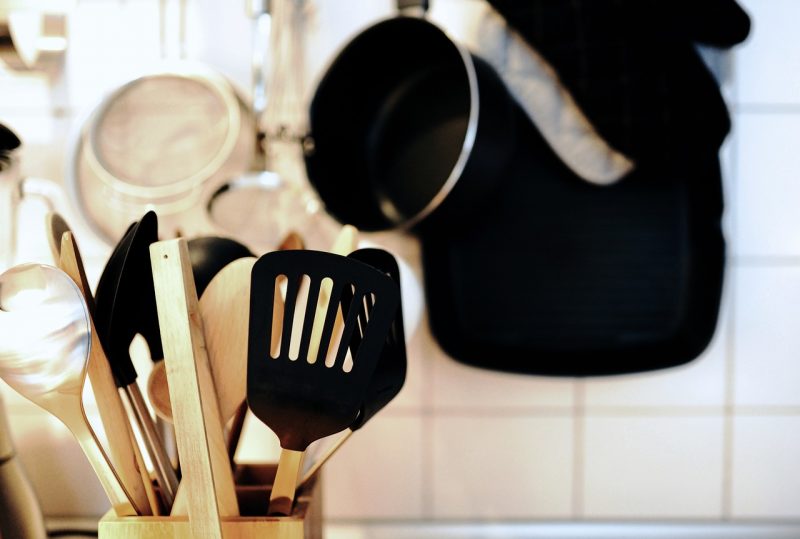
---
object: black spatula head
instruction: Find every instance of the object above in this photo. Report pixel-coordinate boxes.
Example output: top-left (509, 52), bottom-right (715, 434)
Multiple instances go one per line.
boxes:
top-left (248, 249), bottom-right (400, 451)
top-left (345, 248), bottom-right (407, 430)
top-left (94, 211), bottom-right (161, 386)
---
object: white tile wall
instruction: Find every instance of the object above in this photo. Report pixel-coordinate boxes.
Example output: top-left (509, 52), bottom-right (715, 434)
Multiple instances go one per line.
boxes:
top-left (1, 0), bottom-right (800, 528)
top-left (731, 416), bottom-right (800, 518)
top-left (431, 415), bottom-right (574, 519)
top-left (734, 266), bottom-right (800, 407)
top-left (582, 416), bottom-right (725, 519)
top-left (321, 415), bottom-right (425, 519)
top-left (734, 114), bottom-right (800, 257)
top-left (735, 0), bottom-right (800, 105)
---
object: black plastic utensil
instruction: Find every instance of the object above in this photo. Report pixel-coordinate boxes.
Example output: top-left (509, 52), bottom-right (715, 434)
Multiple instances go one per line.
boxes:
top-left (248, 249), bottom-right (400, 515)
top-left (188, 236), bottom-right (254, 297)
top-left (344, 248), bottom-right (407, 429)
top-left (94, 211), bottom-right (179, 506)
top-left (298, 247), bottom-right (407, 486)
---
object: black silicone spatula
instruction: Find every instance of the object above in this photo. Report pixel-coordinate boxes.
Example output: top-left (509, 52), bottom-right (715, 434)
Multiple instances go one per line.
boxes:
top-left (94, 211), bottom-right (179, 506)
top-left (345, 248), bottom-right (407, 428)
top-left (187, 236), bottom-right (253, 297)
top-left (248, 249), bottom-right (400, 515)
top-left (298, 247), bottom-right (407, 486)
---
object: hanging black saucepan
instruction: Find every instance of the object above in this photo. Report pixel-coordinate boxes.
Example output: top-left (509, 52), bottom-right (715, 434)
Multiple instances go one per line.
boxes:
top-left (304, 0), bottom-right (517, 231)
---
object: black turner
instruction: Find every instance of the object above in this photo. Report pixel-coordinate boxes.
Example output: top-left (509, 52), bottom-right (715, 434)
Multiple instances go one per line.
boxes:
top-left (248, 249), bottom-right (400, 515)
top-left (298, 247), bottom-right (408, 486)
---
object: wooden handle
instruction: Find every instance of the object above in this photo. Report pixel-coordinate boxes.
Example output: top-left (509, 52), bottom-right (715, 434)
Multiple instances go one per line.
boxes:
top-left (70, 418), bottom-right (137, 517)
top-left (268, 448), bottom-right (304, 516)
top-left (298, 429), bottom-right (353, 488)
top-left (59, 232), bottom-right (155, 516)
top-left (150, 239), bottom-right (239, 537)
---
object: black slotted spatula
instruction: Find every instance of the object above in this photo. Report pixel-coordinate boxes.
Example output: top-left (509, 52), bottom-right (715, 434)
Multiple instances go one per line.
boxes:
top-left (299, 247), bottom-right (407, 486)
top-left (248, 249), bottom-right (400, 515)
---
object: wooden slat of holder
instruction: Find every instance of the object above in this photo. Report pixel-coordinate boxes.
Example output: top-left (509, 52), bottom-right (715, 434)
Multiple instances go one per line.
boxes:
top-left (98, 464), bottom-right (322, 538)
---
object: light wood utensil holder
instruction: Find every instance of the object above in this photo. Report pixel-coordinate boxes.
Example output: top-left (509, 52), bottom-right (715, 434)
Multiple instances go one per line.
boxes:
top-left (98, 464), bottom-right (322, 538)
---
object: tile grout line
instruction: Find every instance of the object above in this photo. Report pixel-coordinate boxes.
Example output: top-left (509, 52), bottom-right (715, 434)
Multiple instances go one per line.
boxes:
top-left (721, 62), bottom-right (741, 519)
top-left (721, 281), bottom-right (737, 520)
top-left (732, 103), bottom-right (800, 114)
top-left (732, 256), bottom-right (800, 266)
top-left (573, 379), bottom-right (585, 519)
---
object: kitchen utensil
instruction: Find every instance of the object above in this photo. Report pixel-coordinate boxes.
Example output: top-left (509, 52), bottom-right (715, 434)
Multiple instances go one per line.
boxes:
top-left (299, 247), bottom-right (407, 487)
top-left (146, 231), bottom-right (304, 424)
top-left (0, 264), bottom-right (137, 516)
top-left (279, 231), bottom-right (305, 251)
top-left (150, 239), bottom-right (239, 536)
top-left (148, 230), bottom-right (306, 468)
top-left (221, 231), bottom-right (306, 464)
top-left (146, 256), bottom-right (256, 426)
top-left (207, 0), bottom-right (319, 251)
top-left (49, 220), bottom-right (156, 515)
top-left (248, 250), bottom-right (400, 515)
top-left (45, 211), bottom-right (70, 261)
top-left (308, 224), bottom-right (359, 361)
top-left (94, 211), bottom-right (179, 505)
top-left (187, 236), bottom-right (254, 297)
top-left (421, 104), bottom-right (725, 375)
top-left (0, 392), bottom-right (47, 539)
top-left (328, 224), bottom-right (358, 257)
top-left (304, 0), bottom-right (517, 231)
top-left (148, 230), bottom-right (304, 515)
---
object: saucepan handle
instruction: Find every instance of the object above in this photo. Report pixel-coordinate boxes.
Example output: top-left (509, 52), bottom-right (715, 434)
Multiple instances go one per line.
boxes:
top-left (397, 0), bottom-right (428, 16)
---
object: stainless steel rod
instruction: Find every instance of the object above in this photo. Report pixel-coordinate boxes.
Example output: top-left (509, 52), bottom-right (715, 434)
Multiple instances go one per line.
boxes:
top-left (125, 384), bottom-right (179, 506)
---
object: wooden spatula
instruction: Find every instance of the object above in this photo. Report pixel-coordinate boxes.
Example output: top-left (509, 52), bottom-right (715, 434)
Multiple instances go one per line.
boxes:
top-left (150, 239), bottom-right (238, 537)
top-left (248, 250), bottom-right (400, 515)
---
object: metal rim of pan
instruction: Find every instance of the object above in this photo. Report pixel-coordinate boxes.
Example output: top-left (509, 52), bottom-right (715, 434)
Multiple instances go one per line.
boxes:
top-left (386, 20), bottom-right (480, 230)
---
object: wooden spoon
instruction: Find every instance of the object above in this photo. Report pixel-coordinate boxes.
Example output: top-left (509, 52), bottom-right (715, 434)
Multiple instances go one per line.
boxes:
top-left (46, 213), bottom-right (156, 515)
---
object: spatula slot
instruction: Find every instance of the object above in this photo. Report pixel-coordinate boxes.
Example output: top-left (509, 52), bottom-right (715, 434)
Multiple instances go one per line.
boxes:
top-left (307, 277), bottom-right (334, 364)
top-left (333, 286), bottom-right (366, 372)
top-left (295, 275), bottom-right (322, 364)
top-left (288, 275), bottom-right (313, 361)
top-left (278, 273), bottom-right (301, 360)
top-left (270, 274), bottom-right (287, 359)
